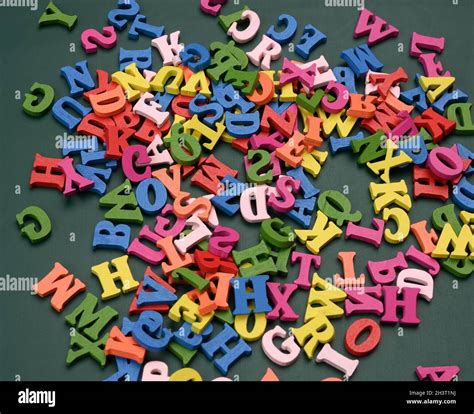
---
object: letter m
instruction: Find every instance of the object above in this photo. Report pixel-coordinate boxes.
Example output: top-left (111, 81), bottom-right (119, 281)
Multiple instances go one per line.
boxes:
top-left (191, 155), bottom-right (238, 194)
top-left (432, 225), bottom-right (474, 260)
top-left (341, 44), bottom-right (383, 78)
top-left (65, 293), bottom-right (118, 341)
top-left (34, 262), bottom-right (86, 312)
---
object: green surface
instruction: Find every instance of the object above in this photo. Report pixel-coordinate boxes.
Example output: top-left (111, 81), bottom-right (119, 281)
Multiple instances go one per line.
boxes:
top-left (0, 0), bottom-right (473, 381)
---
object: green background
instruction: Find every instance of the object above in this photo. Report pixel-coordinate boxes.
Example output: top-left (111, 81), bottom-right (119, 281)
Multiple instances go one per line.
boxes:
top-left (0, 0), bottom-right (472, 381)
